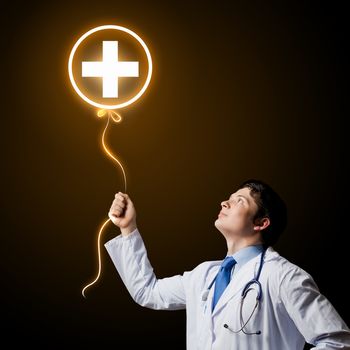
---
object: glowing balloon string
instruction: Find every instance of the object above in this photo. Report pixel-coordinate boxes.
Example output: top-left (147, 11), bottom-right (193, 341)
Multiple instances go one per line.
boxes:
top-left (99, 109), bottom-right (127, 191)
top-left (82, 109), bottom-right (127, 298)
top-left (81, 217), bottom-right (110, 298)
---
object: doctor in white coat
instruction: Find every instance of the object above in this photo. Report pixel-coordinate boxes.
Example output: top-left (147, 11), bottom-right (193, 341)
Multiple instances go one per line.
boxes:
top-left (105, 179), bottom-right (350, 349)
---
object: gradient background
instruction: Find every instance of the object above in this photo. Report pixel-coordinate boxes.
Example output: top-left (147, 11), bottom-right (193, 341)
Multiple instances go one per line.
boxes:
top-left (2, 1), bottom-right (347, 348)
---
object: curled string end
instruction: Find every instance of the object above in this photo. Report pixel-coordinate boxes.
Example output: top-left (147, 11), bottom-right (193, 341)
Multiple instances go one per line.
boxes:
top-left (81, 218), bottom-right (111, 299)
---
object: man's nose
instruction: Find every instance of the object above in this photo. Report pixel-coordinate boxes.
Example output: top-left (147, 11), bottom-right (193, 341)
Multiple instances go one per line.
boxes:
top-left (221, 201), bottom-right (228, 208)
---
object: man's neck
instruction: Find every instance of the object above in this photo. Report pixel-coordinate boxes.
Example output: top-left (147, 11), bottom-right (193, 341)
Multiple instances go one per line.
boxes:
top-left (226, 237), bottom-right (263, 255)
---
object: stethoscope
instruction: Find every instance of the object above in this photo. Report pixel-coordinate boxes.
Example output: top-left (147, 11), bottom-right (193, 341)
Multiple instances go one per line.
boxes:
top-left (201, 248), bottom-right (267, 335)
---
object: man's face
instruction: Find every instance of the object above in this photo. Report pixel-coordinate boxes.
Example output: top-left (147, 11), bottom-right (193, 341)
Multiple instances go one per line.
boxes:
top-left (214, 187), bottom-right (259, 237)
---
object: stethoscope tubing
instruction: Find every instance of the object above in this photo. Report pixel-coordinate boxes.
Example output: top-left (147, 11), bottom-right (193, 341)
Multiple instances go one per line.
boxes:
top-left (202, 249), bottom-right (267, 335)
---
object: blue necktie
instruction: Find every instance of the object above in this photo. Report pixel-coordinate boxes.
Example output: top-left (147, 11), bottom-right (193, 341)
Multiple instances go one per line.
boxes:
top-left (212, 256), bottom-right (237, 311)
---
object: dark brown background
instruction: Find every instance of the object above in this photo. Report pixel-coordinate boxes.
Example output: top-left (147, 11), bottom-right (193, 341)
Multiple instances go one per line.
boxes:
top-left (2, 1), bottom-right (347, 348)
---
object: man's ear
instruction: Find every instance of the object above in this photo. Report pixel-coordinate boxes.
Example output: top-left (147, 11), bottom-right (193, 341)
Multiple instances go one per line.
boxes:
top-left (253, 217), bottom-right (270, 232)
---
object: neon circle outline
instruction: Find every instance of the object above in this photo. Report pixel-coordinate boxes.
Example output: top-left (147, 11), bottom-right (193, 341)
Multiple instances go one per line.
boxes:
top-left (68, 25), bottom-right (152, 110)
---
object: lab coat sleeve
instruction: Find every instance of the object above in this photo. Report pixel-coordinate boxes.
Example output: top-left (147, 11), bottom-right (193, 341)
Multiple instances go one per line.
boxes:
top-left (279, 265), bottom-right (350, 349)
top-left (104, 228), bottom-right (186, 310)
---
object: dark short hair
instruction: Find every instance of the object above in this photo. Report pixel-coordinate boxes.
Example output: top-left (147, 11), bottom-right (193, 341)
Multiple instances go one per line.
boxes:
top-left (237, 179), bottom-right (287, 247)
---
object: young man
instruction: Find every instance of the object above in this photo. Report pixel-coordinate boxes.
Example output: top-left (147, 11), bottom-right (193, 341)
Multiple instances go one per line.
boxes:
top-left (105, 179), bottom-right (350, 349)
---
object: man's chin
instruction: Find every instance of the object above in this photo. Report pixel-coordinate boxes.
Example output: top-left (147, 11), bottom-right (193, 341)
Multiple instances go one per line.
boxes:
top-left (214, 219), bottom-right (224, 233)
top-left (215, 220), bottom-right (232, 237)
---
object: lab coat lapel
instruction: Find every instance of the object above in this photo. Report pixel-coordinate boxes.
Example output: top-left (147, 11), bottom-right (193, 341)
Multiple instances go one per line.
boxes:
top-left (198, 263), bottom-right (221, 347)
top-left (211, 254), bottom-right (260, 317)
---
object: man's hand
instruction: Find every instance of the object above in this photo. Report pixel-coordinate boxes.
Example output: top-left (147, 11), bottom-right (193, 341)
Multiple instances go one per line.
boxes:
top-left (108, 192), bottom-right (137, 236)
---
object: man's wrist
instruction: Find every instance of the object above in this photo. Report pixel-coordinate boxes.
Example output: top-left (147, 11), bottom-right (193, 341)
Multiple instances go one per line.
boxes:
top-left (120, 224), bottom-right (137, 236)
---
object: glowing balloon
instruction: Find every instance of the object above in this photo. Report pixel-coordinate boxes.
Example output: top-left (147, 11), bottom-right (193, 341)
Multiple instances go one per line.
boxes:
top-left (67, 24), bottom-right (152, 297)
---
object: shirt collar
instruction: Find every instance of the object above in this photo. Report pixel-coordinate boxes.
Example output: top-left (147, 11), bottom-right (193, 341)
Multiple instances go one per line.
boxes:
top-left (228, 244), bottom-right (264, 268)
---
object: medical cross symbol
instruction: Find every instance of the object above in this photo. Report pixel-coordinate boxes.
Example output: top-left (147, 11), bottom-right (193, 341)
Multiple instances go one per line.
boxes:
top-left (82, 41), bottom-right (139, 98)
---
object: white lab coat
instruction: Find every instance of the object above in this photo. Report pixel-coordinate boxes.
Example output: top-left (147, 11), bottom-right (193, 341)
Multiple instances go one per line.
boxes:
top-left (105, 229), bottom-right (350, 350)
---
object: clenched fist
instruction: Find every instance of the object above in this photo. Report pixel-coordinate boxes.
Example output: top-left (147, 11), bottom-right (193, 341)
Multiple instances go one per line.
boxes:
top-left (108, 192), bottom-right (137, 236)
